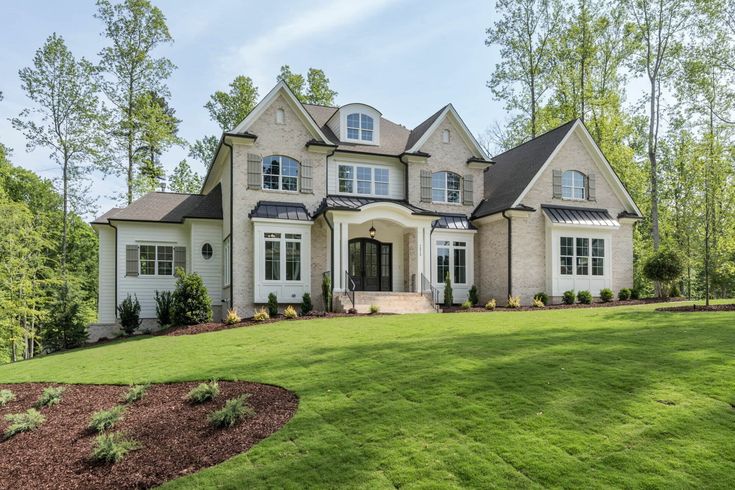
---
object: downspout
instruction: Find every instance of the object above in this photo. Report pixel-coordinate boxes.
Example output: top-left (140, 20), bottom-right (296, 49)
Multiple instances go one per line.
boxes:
top-left (502, 210), bottom-right (512, 299)
top-left (325, 147), bottom-right (338, 288)
top-left (223, 138), bottom-right (235, 309)
top-left (109, 221), bottom-right (119, 319)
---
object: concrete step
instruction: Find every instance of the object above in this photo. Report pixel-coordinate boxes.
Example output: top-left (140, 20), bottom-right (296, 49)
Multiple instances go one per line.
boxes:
top-left (335, 291), bottom-right (437, 314)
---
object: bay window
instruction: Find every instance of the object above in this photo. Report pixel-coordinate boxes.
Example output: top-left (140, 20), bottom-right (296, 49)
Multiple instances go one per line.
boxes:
top-left (559, 236), bottom-right (604, 277)
top-left (436, 240), bottom-right (467, 284)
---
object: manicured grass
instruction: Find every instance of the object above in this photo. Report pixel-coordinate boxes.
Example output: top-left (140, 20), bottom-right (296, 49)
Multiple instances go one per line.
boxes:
top-left (2, 301), bottom-right (735, 488)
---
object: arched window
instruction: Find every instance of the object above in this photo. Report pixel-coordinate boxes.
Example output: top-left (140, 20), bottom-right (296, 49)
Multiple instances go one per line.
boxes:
top-left (442, 128), bottom-right (450, 143)
top-left (263, 155), bottom-right (299, 191)
top-left (562, 170), bottom-right (586, 200)
top-left (346, 113), bottom-right (374, 142)
top-left (432, 171), bottom-right (461, 203)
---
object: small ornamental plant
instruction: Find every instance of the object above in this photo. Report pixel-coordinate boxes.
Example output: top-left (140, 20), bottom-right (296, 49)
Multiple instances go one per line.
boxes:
top-left (172, 269), bottom-right (212, 325)
top-left (369, 304), bottom-right (380, 314)
top-left (208, 394), bottom-right (254, 428)
top-left (34, 387), bottom-right (65, 408)
top-left (599, 288), bottom-right (614, 302)
top-left (532, 298), bottom-right (545, 308)
top-left (485, 299), bottom-right (497, 311)
top-left (468, 285), bottom-right (479, 306)
top-left (4, 409), bottom-right (45, 438)
top-left (630, 288), bottom-right (641, 300)
top-left (154, 290), bottom-right (174, 327)
top-left (577, 290), bottom-right (592, 304)
top-left (507, 296), bottom-right (521, 308)
top-left (0, 389), bottom-right (15, 407)
top-left (187, 381), bottom-right (220, 404)
top-left (122, 384), bottom-right (149, 404)
top-left (321, 274), bottom-right (333, 312)
top-left (301, 292), bottom-right (313, 316)
top-left (284, 305), bottom-right (298, 319)
top-left (253, 307), bottom-right (270, 321)
top-left (267, 293), bottom-right (279, 317)
top-left (89, 406), bottom-right (126, 433)
top-left (443, 273), bottom-right (453, 307)
top-left (618, 288), bottom-right (631, 301)
top-left (534, 292), bottom-right (549, 306)
top-left (562, 290), bottom-right (576, 305)
top-left (225, 308), bottom-right (241, 325)
top-left (117, 294), bottom-right (142, 336)
top-left (91, 432), bottom-right (140, 464)
top-left (461, 300), bottom-right (473, 310)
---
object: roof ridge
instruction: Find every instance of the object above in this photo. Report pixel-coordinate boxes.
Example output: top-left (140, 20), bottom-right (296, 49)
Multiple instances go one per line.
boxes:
top-left (492, 119), bottom-right (578, 160)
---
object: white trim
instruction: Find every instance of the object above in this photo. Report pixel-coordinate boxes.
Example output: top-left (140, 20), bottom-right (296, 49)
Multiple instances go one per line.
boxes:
top-left (406, 104), bottom-right (489, 159)
top-left (251, 217), bottom-right (314, 225)
top-left (548, 225), bottom-right (613, 297)
top-left (253, 221), bottom-right (312, 303)
top-left (432, 230), bottom-right (475, 303)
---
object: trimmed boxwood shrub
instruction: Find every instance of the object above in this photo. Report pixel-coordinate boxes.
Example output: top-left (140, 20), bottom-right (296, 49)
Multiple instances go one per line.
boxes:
top-left (599, 288), bottom-right (614, 302)
top-left (562, 290), bottom-right (576, 305)
top-left (577, 290), bottom-right (592, 304)
top-left (618, 288), bottom-right (631, 301)
top-left (172, 268), bottom-right (212, 325)
top-left (534, 292), bottom-right (549, 306)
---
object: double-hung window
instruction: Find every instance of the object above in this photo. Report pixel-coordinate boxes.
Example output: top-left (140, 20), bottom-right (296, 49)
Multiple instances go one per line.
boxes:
top-left (559, 236), bottom-right (604, 276)
top-left (436, 240), bottom-right (467, 284)
top-left (263, 233), bottom-right (302, 282)
top-left (591, 238), bottom-right (604, 276)
top-left (374, 168), bottom-right (389, 195)
top-left (346, 113), bottom-right (374, 142)
top-left (139, 245), bottom-right (173, 276)
top-left (432, 172), bottom-right (461, 203)
top-left (263, 155), bottom-right (299, 191)
top-left (562, 170), bottom-right (586, 200)
top-left (356, 166), bottom-right (372, 194)
top-left (338, 164), bottom-right (390, 196)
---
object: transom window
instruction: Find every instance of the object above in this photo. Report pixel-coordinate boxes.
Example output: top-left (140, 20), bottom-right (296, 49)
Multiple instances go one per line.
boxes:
top-left (436, 240), bottom-right (467, 285)
top-left (562, 170), bottom-right (586, 200)
top-left (560, 236), bottom-right (604, 276)
top-left (346, 113), bottom-right (374, 142)
top-left (432, 171), bottom-right (461, 203)
top-left (139, 245), bottom-right (173, 276)
top-left (263, 232), bottom-right (302, 282)
top-left (263, 155), bottom-right (299, 191)
top-left (338, 164), bottom-right (390, 196)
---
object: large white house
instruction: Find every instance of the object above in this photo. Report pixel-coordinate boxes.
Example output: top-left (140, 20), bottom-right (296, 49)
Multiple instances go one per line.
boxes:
top-left (92, 81), bottom-right (642, 326)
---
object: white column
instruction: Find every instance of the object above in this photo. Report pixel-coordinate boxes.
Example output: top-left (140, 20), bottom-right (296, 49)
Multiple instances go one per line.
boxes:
top-left (340, 221), bottom-right (349, 291)
top-left (332, 217), bottom-right (343, 292)
top-left (416, 226), bottom-right (424, 289)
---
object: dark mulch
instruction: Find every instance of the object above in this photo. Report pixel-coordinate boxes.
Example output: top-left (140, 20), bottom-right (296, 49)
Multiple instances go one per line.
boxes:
top-left (443, 297), bottom-right (684, 313)
top-left (0, 381), bottom-right (298, 490)
top-left (656, 303), bottom-right (735, 313)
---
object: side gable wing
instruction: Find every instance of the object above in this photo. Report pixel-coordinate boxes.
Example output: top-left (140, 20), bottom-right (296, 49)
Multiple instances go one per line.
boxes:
top-left (406, 104), bottom-right (489, 159)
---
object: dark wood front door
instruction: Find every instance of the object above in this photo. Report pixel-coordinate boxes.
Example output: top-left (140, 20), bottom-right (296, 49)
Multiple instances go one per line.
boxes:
top-left (348, 238), bottom-right (392, 291)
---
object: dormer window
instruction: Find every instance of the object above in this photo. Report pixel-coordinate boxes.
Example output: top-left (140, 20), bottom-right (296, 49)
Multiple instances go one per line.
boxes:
top-left (346, 113), bottom-right (374, 142)
top-left (442, 129), bottom-right (450, 143)
top-left (562, 170), bottom-right (586, 200)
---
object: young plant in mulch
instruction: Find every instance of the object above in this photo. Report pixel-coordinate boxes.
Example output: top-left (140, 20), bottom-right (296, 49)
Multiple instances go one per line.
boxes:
top-left (267, 293), bottom-right (279, 317)
top-left (461, 300), bottom-right (473, 310)
top-left (485, 299), bottom-right (496, 311)
top-left (369, 304), bottom-right (380, 314)
top-left (208, 394), bottom-right (254, 428)
top-left (0, 389), bottom-right (16, 407)
top-left (91, 432), bottom-right (140, 464)
top-left (121, 384), bottom-right (149, 404)
top-left (283, 305), bottom-right (298, 319)
top-left (507, 295), bottom-right (521, 308)
top-left (534, 292), bottom-right (549, 306)
top-left (562, 290), bottom-right (576, 305)
top-left (187, 381), bottom-right (220, 404)
top-left (600, 288), bottom-right (614, 302)
top-left (253, 307), bottom-right (270, 321)
top-left (4, 409), bottom-right (45, 439)
top-left (577, 290), bottom-right (593, 304)
top-left (618, 288), bottom-right (632, 301)
top-left (34, 386), bottom-right (65, 408)
top-left (89, 406), bottom-right (126, 433)
top-left (301, 292), bottom-right (313, 316)
top-left (224, 308), bottom-right (241, 325)
top-left (532, 298), bottom-right (545, 308)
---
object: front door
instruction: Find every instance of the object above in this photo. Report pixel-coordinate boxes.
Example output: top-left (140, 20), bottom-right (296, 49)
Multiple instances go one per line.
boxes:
top-left (348, 238), bottom-right (392, 291)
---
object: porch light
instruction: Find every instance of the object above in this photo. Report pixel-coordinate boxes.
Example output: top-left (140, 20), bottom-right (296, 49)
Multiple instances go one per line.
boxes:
top-left (369, 221), bottom-right (376, 239)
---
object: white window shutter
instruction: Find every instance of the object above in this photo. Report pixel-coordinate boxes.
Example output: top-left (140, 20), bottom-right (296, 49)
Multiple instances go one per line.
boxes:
top-left (462, 174), bottom-right (474, 206)
top-left (300, 160), bottom-right (313, 194)
top-left (126, 245), bottom-right (139, 277)
top-left (420, 170), bottom-right (432, 202)
top-left (247, 153), bottom-right (261, 190)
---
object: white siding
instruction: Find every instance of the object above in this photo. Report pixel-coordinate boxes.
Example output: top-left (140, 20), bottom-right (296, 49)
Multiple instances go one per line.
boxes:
top-left (327, 156), bottom-right (405, 199)
top-left (190, 219), bottom-right (225, 307)
top-left (96, 225), bottom-right (116, 323)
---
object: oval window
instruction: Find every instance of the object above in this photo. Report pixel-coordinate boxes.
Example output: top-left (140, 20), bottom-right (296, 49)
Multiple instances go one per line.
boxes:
top-left (201, 243), bottom-right (213, 260)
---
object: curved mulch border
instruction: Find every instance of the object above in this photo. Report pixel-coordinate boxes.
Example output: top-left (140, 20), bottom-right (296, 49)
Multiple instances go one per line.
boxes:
top-left (443, 297), bottom-right (685, 313)
top-left (0, 381), bottom-right (298, 490)
top-left (656, 304), bottom-right (735, 313)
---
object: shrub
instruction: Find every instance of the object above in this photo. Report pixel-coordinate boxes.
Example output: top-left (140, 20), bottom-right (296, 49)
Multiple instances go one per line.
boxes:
top-left (253, 307), bottom-right (270, 321)
top-left (224, 308), bottom-right (241, 325)
top-left (154, 290), bottom-right (174, 326)
top-left (600, 288), bottom-right (614, 302)
top-left (443, 272), bottom-right (453, 307)
top-left (301, 292), bottom-right (313, 316)
top-left (507, 295), bottom-right (521, 308)
top-left (322, 274), bottom-right (332, 312)
top-left (533, 292), bottom-right (549, 306)
top-left (187, 381), bottom-right (220, 404)
top-left (267, 292), bottom-right (279, 317)
top-left (172, 268), bottom-right (212, 325)
top-left (669, 283), bottom-right (681, 297)
top-left (562, 290), bottom-right (576, 305)
top-left (468, 285), bottom-right (479, 306)
top-left (117, 294), bottom-right (141, 336)
top-left (284, 305), bottom-right (298, 319)
top-left (577, 290), bottom-right (592, 304)
top-left (0, 389), bottom-right (15, 407)
top-left (208, 394), bottom-right (254, 428)
top-left (43, 282), bottom-right (89, 351)
top-left (532, 298), bottom-right (545, 308)
top-left (34, 386), bottom-right (64, 408)
top-left (121, 384), bottom-right (148, 404)
top-left (91, 432), bottom-right (140, 464)
top-left (643, 250), bottom-right (684, 297)
top-left (4, 409), bottom-right (45, 438)
top-left (369, 304), bottom-right (380, 314)
top-left (461, 300), bottom-right (473, 310)
top-left (485, 299), bottom-right (496, 310)
top-left (630, 288), bottom-right (641, 300)
top-left (618, 288), bottom-right (631, 301)
top-left (89, 406), bottom-right (126, 433)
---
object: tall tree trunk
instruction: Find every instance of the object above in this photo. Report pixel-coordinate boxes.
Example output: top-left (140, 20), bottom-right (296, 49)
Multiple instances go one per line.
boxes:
top-left (62, 153), bottom-right (68, 274)
top-left (648, 77), bottom-right (661, 252)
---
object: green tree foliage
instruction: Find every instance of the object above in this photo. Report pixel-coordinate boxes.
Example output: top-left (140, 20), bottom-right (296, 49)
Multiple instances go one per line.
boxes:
top-left (172, 268), bottom-right (212, 325)
top-left (643, 250), bottom-right (684, 296)
top-left (278, 65), bottom-right (338, 105)
top-left (43, 282), bottom-right (90, 351)
top-left (168, 159), bottom-right (202, 194)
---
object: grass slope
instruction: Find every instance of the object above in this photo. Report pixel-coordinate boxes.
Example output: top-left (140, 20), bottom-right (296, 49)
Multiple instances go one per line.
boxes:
top-left (1, 302), bottom-right (735, 488)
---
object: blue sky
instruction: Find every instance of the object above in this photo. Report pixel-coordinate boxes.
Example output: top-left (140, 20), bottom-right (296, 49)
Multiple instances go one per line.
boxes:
top-left (1, 0), bottom-right (502, 216)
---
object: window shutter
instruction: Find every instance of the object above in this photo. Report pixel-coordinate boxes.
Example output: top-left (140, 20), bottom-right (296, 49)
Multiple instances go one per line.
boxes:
top-left (174, 246), bottom-right (186, 273)
top-left (125, 245), bottom-right (139, 277)
top-left (420, 170), bottom-right (432, 202)
top-left (300, 160), bottom-right (313, 194)
top-left (247, 153), bottom-right (261, 190)
top-left (553, 169), bottom-right (562, 198)
top-left (462, 174), bottom-right (474, 206)
top-left (587, 173), bottom-right (596, 201)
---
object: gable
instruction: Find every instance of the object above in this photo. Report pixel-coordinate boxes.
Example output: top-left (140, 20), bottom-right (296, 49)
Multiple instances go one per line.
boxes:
top-left (406, 105), bottom-right (488, 159)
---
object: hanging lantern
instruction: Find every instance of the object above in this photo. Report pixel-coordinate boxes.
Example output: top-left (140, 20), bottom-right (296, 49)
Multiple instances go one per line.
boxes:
top-left (369, 221), bottom-right (376, 239)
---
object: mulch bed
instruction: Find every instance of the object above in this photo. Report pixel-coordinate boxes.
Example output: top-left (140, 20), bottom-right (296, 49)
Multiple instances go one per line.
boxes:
top-left (656, 303), bottom-right (735, 313)
top-left (443, 297), bottom-right (684, 313)
top-left (0, 381), bottom-right (298, 489)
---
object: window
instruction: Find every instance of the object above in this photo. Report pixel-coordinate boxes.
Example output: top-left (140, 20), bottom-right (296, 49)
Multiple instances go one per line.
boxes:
top-left (436, 240), bottom-right (467, 285)
top-left (139, 245), bottom-right (173, 276)
top-left (453, 241), bottom-right (467, 284)
top-left (432, 171), bottom-right (461, 203)
top-left (562, 170), bottom-right (586, 200)
top-left (437, 240), bottom-right (450, 283)
top-left (286, 236), bottom-right (301, 281)
top-left (223, 237), bottom-right (231, 286)
top-left (357, 166), bottom-right (372, 194)
top-left (338, 165), bottom-right (354, 193)
top-left (157, 246), bottom-right (173, 275)
top-left (201, 243), bottom-right (213, 260)
top-left (275, 107), bottom-right (285, 124)
top-left (374, 168), bottom-right (389, 196)
top-left (592, 238), bottom-right (604, 276)
top-left (263, 155), bottom-right (299, 191)
top-left (576, 238), bottom-right (589, 275)
top-left (338, 164), bottom-right (390, 196)
top-left (140, 245), bottom-right (156, 275)
top-left (263, 232), bottom-right (302, 282)
top-left (346, 113), bottom-right (374, 141)
top-left (264, 233), bottom-right (281, 281)
top-left (560, 236), bottom-right (605, 276)
top-left (442, 129), bottom-right (450, 143)
top-left (560, 237), bottom-right (573, 275)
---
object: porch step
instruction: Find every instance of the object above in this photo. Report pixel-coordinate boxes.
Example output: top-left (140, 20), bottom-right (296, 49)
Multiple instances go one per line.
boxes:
top-left (335, 291), bottom-right (437, 314)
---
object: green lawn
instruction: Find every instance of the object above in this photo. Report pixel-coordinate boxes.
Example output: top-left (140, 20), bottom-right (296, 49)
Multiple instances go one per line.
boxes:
top-left (2, 302), bottom-right (735, 489)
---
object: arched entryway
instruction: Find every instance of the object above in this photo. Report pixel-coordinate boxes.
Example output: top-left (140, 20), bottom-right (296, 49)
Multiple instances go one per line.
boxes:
top-left (348, 238), bottom-right (392, 291)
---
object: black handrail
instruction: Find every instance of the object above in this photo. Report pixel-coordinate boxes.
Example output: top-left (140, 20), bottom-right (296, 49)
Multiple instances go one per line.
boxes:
top-left (344, 271), bottom-right (356, 311)
top-left (420, 273), bottom-right (440, 312)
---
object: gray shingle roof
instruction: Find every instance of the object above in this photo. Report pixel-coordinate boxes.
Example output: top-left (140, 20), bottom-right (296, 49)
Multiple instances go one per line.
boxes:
top-left (432, 214), bottom-right (476, 230)
top-left (541, 204), bottom-right (619, 227)
top-left (249, 201), bottom-right (311, 221)
top-left (315, 195), bottom-right (438, 216)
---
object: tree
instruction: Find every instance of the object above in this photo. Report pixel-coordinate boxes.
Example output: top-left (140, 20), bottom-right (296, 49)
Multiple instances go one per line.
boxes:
top-left (277, 65), bottom-right (305, 96)
top-left (95, 0), bottom-right (175, 204)
top-left (168, 160), bottom-right (202, 193)
top-left (188, 135), bottom-right (219, 167)
top-left (11, 33), bottom-right (103, 272)
top-left (278, 66), bottom-right (338, 105)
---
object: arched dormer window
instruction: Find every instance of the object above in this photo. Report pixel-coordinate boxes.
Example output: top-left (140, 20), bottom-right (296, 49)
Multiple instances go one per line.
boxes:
top-left (346, 113), bottom-right (374, 142)
top-left (562, 170), bottom-right (586, 200)
top-left (442, 128), bottom-right (450, 144)
top-left (432, 171), bottom-right (461, 203)
top-left (263, 155), bottom-right (299, 191)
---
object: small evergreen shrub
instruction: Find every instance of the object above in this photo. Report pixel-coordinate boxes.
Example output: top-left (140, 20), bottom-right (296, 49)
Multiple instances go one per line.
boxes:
top-left (0, 389), bottom-right (15, 407)
top-left (172, 268), bottom-right (212, 325)
top-left (461, 300), bottom-right (473, 310)
top-left (301, 292), bottom-right (313, 316)
top-left (577, 290), bottom-right (592, 304)
top-left (562, 290), bottom-right (576, 305)
top-left (122, 384), bottom-right (148, 404)
top-left (600, 288), bottom-right (614, 302)
top-left (117, 294), bottom-right (141, 336)
top-left (532, 298), bottom-right (545, 308)
top-left (89, 406), bottom-right (126, 433)
top-left (468, 285), bottom-right (479, 306)
top-left (154, 290), bottom-right (174, 326)
top-left (187, 381), bottom-right (220, 404)
top-left (208, 394), bottom-right (254, 428)
top-left (443, 272), bottom-right (453, 307)
top-left (224, 308), bottom-right (241, 325)
top-left (284, 305), bottom-right (298, 319)
top-left (34, 386), bottom-right (65, 408)
top-left (507, 295), bottom-right (521, 308)
top-left (91, 432), bottom-right (140, 464)
top-left (253, 307), bottom-right (270, 321)
top-left (669, 284), bottom-right (681, 297)
top-left (322, 274), bottom-right (332, 312)
top-left (267, 293), bottom-right (279, 317)
top-left (630, 288), bottom-right (641, 300)
top-left (618, 288), bottom-right (631, 301)
top-left (369, 304), bottom-right (380, 314)
top-left (534, 292), bottom-right (549, 306)
top-left (4, 409), bottom-right (45, 438)
top-left (485, 299), bottom-right (497, 310)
